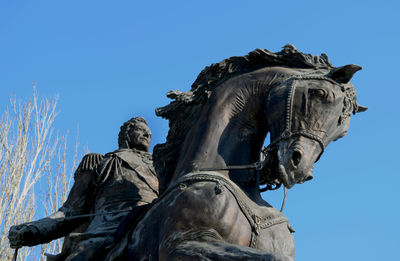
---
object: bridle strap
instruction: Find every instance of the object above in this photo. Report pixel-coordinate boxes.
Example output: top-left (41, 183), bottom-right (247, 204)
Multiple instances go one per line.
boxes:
top-left (265, 74), bottom-right (329, 154)
top-left (264, 130), bottom-right (325, 154)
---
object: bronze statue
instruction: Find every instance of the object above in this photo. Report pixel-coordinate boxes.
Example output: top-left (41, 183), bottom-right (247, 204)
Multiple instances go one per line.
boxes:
top-left (7, 45), bottom-right (367, 261)
top-left (8, 117), bottom-right (159, 260)
top-left (106, 45), bottom-right (367, 260)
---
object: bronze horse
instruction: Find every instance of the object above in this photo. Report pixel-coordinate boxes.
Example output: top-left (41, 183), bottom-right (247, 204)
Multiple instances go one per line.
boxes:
top-left (107, 45), bottom-right (367, 261)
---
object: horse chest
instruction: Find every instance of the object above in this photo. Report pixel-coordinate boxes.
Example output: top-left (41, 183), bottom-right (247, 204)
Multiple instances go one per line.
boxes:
top-left (253, 220), bottom-right (295, 256)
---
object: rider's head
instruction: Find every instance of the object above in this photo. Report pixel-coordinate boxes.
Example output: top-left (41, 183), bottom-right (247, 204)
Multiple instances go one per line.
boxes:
top-left (118, 117), bottom-right (152, 152)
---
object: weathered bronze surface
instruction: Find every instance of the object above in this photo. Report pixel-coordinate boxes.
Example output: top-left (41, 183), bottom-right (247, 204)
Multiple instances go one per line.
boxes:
top-left (8, 45), bottom-right (366, 260)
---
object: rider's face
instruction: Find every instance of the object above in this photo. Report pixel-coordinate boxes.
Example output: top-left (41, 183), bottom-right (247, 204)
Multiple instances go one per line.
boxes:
top-left (128, 122), bottom-right (151, 152)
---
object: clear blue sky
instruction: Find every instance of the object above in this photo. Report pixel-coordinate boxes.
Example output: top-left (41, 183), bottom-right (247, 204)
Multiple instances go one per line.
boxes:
top-left (1, 1), bottom-right (398, 260)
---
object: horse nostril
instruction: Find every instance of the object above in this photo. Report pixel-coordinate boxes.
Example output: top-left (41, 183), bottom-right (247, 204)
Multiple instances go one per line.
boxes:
top-left (291, 150), bottom-right (302, 167)
top-left (304, 175), bottom-right (313, 182)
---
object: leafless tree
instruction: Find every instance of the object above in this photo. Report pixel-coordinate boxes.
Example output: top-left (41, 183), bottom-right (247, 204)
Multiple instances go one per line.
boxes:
top-left (0, 87), bottom-right (81, 260)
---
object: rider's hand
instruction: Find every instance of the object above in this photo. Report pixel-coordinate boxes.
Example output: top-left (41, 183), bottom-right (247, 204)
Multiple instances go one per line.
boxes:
top-left (8, 224), bottom-right (39, 248)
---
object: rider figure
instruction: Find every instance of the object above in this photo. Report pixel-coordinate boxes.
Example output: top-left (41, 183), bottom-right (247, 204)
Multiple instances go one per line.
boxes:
top-left (8, 117), bottom-right (159, 261)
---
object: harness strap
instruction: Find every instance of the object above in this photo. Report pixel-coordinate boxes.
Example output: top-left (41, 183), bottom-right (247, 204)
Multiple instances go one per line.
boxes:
top-left (174, 172), bottom-right (289, 248)
top-left (176, 173), bottom-right (256, 229)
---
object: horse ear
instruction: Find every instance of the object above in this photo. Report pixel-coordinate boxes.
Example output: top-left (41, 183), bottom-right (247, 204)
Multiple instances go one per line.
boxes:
top-left (356, 104), bottom-right (368, 113)
top-left (328, 64), bottom-right (362, 84)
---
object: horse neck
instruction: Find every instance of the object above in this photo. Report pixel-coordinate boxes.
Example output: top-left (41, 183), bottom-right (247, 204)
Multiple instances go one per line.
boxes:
top-left (171, 79), bottom-right (270, 200)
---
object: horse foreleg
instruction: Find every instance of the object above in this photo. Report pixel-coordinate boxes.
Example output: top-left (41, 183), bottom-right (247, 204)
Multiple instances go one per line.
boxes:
top-left (165, 240), bottom-right (293, 261)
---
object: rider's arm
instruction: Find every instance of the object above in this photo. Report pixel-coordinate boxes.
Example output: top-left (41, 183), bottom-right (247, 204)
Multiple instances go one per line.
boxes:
top-left (8, 153), bottom-right (104, 248)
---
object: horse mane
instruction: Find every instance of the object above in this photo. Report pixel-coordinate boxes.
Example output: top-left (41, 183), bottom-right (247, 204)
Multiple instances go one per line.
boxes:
top-left (153, 44), bottom-right (334, 192)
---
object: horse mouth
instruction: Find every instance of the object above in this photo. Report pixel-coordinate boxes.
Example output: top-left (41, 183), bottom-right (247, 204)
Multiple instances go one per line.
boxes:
top-left (278, 164), bottom-right (295, 189)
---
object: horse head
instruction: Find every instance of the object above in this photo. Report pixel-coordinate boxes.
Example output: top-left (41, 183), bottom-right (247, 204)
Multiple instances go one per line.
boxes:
top-left (155, 45), bottom-right (367, 193)
top-left (263, 65), bottom-right (367, 188)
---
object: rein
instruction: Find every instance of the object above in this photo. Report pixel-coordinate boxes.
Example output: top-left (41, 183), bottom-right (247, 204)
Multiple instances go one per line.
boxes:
top-left (22, 208), bottom-right (134, 225)
top-left (12, 248), bottom-right (18, 261)
top-left (199, 162), bottom-right (262, 172)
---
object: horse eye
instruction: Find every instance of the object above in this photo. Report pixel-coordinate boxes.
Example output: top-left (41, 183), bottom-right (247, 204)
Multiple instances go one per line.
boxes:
top-left (312, 89), bottom-right (327, 98)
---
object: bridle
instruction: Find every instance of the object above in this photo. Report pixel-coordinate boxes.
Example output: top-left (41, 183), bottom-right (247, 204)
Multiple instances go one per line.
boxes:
top-left (263, 72), bottom-right (342, 154)
top-left (263, 72), bottom-right (351, 158)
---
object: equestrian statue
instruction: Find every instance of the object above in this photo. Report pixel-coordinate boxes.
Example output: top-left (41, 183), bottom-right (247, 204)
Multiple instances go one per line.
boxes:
top-left (9, 45), bottom-right (367, 261)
